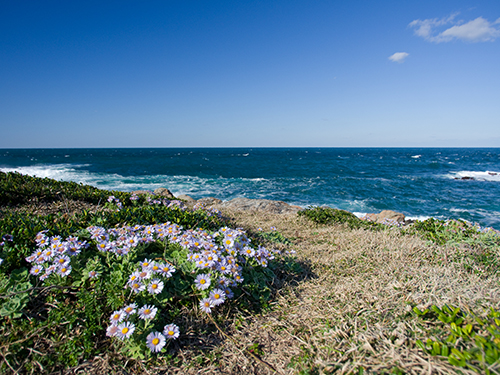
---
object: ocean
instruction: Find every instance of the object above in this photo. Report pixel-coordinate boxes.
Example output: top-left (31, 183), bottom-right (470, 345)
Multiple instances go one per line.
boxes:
top-left (1, 148), bottom-right (500, 229)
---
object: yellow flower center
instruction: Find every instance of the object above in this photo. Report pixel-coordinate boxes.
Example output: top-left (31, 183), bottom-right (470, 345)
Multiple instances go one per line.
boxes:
top-left (144, 309), bottom-right (151, 314)
top-left (152, 284), bottom-right (158, 289)
top-left (122, 327), bottom-right (129, 334)
top-left (152, 338), bottom-right (159, 345)
top-left (168, 330), bottom-right (174, 336)
top-left (200, 279), bottom-right (206, 284)
top-left (214, 294), bottom-right (220, 299)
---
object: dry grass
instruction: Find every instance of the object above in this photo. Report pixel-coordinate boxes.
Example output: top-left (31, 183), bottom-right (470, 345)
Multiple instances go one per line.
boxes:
top-left (160, 209), bottom-right (500, 375)
top-left (14, 208), bottom-right (499, 375)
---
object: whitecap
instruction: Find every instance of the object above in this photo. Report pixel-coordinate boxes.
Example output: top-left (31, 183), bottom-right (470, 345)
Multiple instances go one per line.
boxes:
top-left (444, 171), bottom-right (500, 182)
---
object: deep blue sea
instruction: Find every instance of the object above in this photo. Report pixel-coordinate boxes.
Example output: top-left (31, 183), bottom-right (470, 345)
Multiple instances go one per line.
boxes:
top-left (1, 148), bottom-right (500, 229)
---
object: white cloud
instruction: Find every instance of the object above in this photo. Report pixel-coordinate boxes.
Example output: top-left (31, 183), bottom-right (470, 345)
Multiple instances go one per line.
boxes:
top-left (388, 52), bottom-right (409, 63)
top-left (409, 14), bottom-right (500, 43)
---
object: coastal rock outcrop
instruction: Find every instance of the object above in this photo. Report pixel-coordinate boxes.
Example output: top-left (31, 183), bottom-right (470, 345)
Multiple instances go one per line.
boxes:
top-left (153, 187), bottom-right (175, 198)
top-left (131, 188), bottom-right (175, 198)
top-left (216, 197), bottom-right (301, 214)
top-left (196, 197), bottom-right (222, 206)
top-left (177, 194), bottom-right (196, 203)
top-left (365, 210), bottom-right (405, 224)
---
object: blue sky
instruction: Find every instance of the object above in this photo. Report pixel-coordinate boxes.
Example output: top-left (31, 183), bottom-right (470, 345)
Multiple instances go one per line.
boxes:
top-left (1, 0), bottom-right (499, 147)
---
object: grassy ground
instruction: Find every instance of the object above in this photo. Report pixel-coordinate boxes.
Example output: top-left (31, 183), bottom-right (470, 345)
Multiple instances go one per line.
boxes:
top-left (1, 172), bottom-right (499, 374)
top-left (203, 210), bottom-right (500, 374)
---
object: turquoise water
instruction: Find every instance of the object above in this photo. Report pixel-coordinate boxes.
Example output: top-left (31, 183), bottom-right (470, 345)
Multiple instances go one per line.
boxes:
top-left (1, 148), bottom-right (500, 229)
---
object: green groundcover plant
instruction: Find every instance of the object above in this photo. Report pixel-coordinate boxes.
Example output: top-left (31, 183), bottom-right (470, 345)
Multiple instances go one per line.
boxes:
top-left (0, 172), bottom-right (298, 373)
top-left (413, 304), bottom-right (500, 374)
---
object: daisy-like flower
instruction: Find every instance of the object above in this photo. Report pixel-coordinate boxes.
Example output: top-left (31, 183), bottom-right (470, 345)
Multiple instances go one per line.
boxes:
top-left (127, 271), bottom-right (141, 285)
top-left (137, 269), bottom-right (152, 280)
top-left (65, 244), bottom-right (81, 256)
top-left (106, 324), bottom-right (119, 337)
top-left (243, 246), bottom-right (255, 257)
top-left (223, 237), bottom-right (234, 248)
top-left (159, 263), bottom-right (175, 277)
top-left (150, 262), bottom-right (160, 273)
top-left (224, 287), bottom-right (235, 299)
top-left (54, 255), bottom-right (70, 267)
top-left (209, 288), bottom-right (226, 306)
top-left (129, 281), bottom-right (145, 293)
top-left (199, 298), bottom-right (215, 313)
top-left (138, 305), bottom-right (158, 320)
top-left (30, 265), bottom-right (44, 276)
top-left (233, 274), bottom-right (244, 283)
top-left (147, 279), bottom-right (164, 294)
top-left (194, 273), bottom-right (211, 290)
top-left (117, 321), bottom-right (135, 340)
top-left (163, 323), bottom-right (180, 340)
top-left (88, 270), bottom-right (99, 278)
top-left (25, 254), bottom-right (37, 263)
top-left (141, 258), bottom-right (154, 270)
top-left (41, 249), bottom-right (55, 261)
top-left (110, 310), bottom-right (126, 324)
top-left (146, 331), bottom-right (166, 353)
top-left (58, 265), bottom-right (72, 277)
top-left (122, 303), bottom-right (137, 316)
top-left (217, 261), bottom-right (231, 275)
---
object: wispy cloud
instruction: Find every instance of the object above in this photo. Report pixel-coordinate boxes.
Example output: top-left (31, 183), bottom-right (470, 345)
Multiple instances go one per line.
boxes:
top-left (409, 14), bottom-right (500, 43)
top-left (388, 52), bottom-right (409, 63)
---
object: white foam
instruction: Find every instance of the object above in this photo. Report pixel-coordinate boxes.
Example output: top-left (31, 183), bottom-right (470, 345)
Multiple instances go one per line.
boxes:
top-left (406, 215), bottom-right (432, 222)
top-left (411, 155), bottom-right (421, 159)
top-left (0, 164), bottom-right (93, 183)
top-left (444, 171), bottom-right (500, 182)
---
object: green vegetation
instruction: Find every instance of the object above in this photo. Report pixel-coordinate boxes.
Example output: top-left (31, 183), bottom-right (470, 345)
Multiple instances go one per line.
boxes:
top-left (2, 175), bottom-right (499, 374)
top-left (414, 304), bottom-right (500, 374)
top-left (0, 172), bottom-right (298, 374)
top-left (298, 206), bottom-right (382, 230)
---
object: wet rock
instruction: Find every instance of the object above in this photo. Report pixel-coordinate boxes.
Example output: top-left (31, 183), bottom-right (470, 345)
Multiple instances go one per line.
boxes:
top-left (217, 197), bottom-right (301, 214)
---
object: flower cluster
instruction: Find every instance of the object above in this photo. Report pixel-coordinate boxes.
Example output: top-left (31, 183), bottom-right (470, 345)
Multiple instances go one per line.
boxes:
top-left (87, 224), bottom-right (158, 256)
top-left (25, 231), bottom-right (88, 281)
top-left (193, 201), bottom-right (222, 218)
top-left (24, 219), bottom-right (278, 357)
top-left (143, 195), bottom-right (188, 211)
top-left (175, 226), bottom-right (275, 313)
top-left (125, 257), bottom-right (176, 294)
top-left (106, 302), bottom-right (179, 353)
top-left (107, 195), bottom-right (123, 210)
